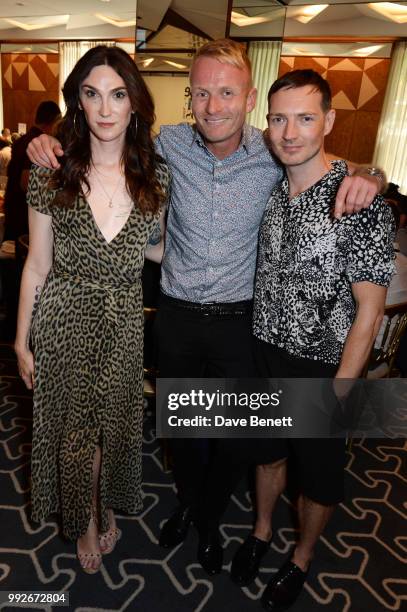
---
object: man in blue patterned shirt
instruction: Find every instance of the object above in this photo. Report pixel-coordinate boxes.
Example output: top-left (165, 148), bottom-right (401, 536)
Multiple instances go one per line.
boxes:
top-left (231, 69), bottom-right (394, 610)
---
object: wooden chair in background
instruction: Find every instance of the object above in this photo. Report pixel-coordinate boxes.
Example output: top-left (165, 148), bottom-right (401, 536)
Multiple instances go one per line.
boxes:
top-left (364, 302), bottom-right (407, 379)
top-left (347, 303), bottom-right (407, 450)
top-left (143, 306), bottom-right (158, 398)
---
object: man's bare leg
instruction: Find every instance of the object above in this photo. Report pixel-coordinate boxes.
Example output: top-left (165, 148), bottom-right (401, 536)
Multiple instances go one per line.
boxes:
top-left (261, 495), bottom-right (335, 609)
top-left (291, 494), bottom-right (334, 571)
top-left (231, 458), bottom-right (287, 586)
top-left (253, 458), bottom-right (287, 541)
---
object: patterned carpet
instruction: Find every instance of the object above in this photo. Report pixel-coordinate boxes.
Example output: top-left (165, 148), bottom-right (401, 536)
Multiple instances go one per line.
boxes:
top-left (0, 342), bottom-right (406, 612)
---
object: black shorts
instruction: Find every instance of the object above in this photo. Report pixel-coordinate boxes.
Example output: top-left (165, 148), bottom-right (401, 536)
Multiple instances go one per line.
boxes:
top-left (253, 339), bottom-right (346, 506)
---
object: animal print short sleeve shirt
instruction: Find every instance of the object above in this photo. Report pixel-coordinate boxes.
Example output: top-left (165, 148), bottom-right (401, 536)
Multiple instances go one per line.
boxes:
top-left (253, 160), bottom-right (395, 365)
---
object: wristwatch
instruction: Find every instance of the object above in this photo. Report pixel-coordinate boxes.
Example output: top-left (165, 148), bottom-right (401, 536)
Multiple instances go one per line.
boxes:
top-left (365, 167), bottom-right (385, 186)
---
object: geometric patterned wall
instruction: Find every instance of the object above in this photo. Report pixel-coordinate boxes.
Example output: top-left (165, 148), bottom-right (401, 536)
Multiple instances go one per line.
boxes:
top-left (279, 57), bottom-right (391, 164)
top-left (0, 52), bottom-right (390, 164)
top-left (1, 53), bottom-right (59, 133)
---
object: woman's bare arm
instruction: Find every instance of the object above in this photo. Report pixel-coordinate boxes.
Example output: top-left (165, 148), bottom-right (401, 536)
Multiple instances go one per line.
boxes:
top-left (15, 207), bottom-right (53, 389)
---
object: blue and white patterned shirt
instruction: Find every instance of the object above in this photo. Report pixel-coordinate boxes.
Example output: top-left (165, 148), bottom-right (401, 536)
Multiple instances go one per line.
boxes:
top-left (155, 123), bottom-right (283, 303)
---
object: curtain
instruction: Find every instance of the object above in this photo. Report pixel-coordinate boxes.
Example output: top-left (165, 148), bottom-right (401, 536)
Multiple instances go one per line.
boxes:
top-left (247, 41), bottom-right (282, 130)
top-left (58, 41), bottom-right (116, 112)
top-left (373, 41), bottom-right (407, 194)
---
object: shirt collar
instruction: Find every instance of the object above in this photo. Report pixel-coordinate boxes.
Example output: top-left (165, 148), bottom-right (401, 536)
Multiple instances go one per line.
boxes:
top-left (280, 159), bottom-right (348, 200)
top-left (240, 124), bottom-right (251, 153)
top-left (189, 123), bottom-right (251, 155)
top-left (190, 124), bottom-right (203, 148)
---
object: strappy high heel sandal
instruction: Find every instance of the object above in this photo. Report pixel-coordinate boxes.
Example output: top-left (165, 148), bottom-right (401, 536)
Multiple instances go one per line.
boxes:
top-left (77, 549), bottom-right (102, 574)
top-left (77, 504), bottom-right (102, 574)
top-left (99, 525), bottom-right (122, 555)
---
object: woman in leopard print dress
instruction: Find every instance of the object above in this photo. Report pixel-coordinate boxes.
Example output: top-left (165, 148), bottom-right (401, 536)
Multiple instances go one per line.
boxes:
top-left (15, 46), bottom-right (170, 573)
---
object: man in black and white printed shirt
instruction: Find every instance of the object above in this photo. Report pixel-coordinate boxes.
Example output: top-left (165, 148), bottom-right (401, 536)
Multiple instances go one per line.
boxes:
top-left (231, 70), bottom-right (395, 610)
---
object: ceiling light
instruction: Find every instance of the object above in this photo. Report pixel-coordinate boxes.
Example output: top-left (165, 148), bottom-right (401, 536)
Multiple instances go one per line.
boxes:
top-left (4, 15), bottom-right (69, 30)
top-left (352, 44), bottom-right (386, 56)
top-left (164, 60), bottom-right (187, 69)
top-left (143, 58), bottom-right (154, 67)
top-left (291, 47), bottom-right (323, 56)
top-left (94, 13), bottom-right (137, 27)
top-left (230, 11), bottom-right (271, 27)
top-left (293, 5), bottom-right (328, 24)
top-left (367, 2), bottom-right (407, 23)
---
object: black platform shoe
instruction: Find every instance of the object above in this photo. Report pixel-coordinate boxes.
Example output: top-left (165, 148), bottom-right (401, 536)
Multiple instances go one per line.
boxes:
top-left (261, 559), bottom-right (309, 610)
top-left (197, 529), bottom-right (223, 576)
top-left (231, 534), bottom-right (271, 586)
top-left (159, 506), bottom-right (193, 548)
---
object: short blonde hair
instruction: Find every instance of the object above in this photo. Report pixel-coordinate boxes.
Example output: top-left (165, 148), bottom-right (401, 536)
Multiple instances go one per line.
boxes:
top-left (191, 38), bottom-right (252, 83)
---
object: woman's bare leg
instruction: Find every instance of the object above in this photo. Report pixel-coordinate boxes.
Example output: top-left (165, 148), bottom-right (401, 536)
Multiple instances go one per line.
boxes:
top-left (77, 446), bottom-right (102, 571)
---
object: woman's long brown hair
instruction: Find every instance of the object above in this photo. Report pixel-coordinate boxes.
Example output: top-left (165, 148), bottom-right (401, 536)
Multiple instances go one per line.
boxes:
top-left (51, 45), bottom-right (165, 215)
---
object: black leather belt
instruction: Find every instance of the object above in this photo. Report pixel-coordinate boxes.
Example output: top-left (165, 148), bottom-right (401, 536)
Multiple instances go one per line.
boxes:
top-left (160, 293), bottom-right (252, 316)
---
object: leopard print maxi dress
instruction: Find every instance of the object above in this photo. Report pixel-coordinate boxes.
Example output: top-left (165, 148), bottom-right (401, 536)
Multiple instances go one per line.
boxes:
top-left (27, 163), bottom-right (169, 540)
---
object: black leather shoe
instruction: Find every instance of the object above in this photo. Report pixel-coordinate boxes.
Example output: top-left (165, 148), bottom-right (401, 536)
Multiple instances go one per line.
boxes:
top-left (261, 559), bottom-right (309, 610)
top-left (197, 530), bottom-right (223, 576)
top-left (231, 534), bottom-right (271, 586)
top-left (159, 506), bottom-right (193, 548)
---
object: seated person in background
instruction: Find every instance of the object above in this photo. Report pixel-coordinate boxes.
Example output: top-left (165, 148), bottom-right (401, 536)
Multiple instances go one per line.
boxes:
top-left (0, 133), bottom-right (19, 182)
top-left (384, 182), bottom-right (407, 230)
top-left (398, 194), bottom-right (407, 229)
top-left (1, 128), bottom-right (12, 145)
top-left (0, 144), bottom-right (11, 183)
top-left (3, 101), bottom-right (61, 243)
top-left (398, 225), bottom-right (407, 256)
top-left (1, 102), bottom-right (60, 339)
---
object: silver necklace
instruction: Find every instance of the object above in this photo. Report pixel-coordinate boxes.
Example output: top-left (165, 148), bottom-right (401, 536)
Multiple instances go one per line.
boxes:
top-left (91, 162), bottom-right (123, 208)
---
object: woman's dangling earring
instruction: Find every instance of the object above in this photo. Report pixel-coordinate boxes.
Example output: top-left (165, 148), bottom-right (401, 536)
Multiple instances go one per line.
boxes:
top-left (73, 109), bottom-right (82, 138)
top-left (132, 111), bottom-right (138, 138)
